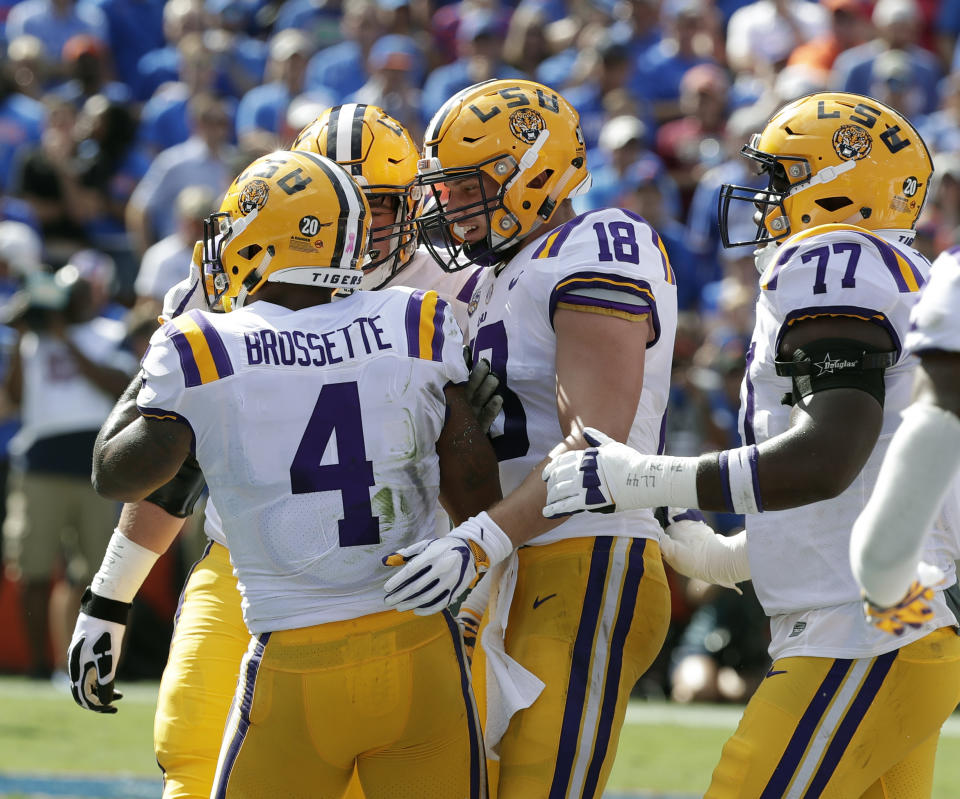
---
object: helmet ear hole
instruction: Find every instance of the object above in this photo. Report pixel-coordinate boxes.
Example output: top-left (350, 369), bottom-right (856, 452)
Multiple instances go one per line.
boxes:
top-left (815, 197), bottom-right (854, 212)
top-left (526, 169), bottom-right (554, 190)
top-left (237, 244), bottom-right (263, 260)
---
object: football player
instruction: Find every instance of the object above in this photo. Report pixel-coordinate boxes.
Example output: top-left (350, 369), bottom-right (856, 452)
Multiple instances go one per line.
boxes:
top-left (76, 149), bottom-right (500, 797)
top-left (850, 244), bottom-right (960, 627)
top-left (68, 106), bottom-right (498, 799)
top-left (383, 79), bottom-right (676, 799)
top-left (542, 92), bottom-right (960, 797)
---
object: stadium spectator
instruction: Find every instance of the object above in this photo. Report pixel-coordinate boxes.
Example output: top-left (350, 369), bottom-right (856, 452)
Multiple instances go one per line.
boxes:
top-left (134, 185), bottom-right (213, 306)
top-left (138, 32), bottom-right (232, 156)
top-left (420, 10), bottom-right (524, 123)
top-left (917, 72), bottom-right (960, 156)
top-left (0, 55), bottom-right (45, 194)
top-left (501, 4), bottom-right (552, 79)
top-left (235, 28), bottom-right (314, 154)
top-left (725, 0), bottom-right (829, 78)
top-left (10, 94), bottom-right (87, 266)
top-left (125, 93), bottom-right (236, 255)
top-left (4, 0), bottom-right (108, 66)
top-left (304, 0), bottom-right (383, 103)
top-left (787, 0), bottom-right (871, 74)
top-left (83, 0), bottom-right (166, 95)
top-left (346, 34), bottom-right (426, 142)
top-left (2, 258), bottom-right (135, 681)
top-left (134, 0), bottom-right (208, 103)
top-left (831, 0), bottom-right (942, 116)
top-left (53, 34), bottom-right (131, 108)
top-left (5, 34), bottom-right (46, 100)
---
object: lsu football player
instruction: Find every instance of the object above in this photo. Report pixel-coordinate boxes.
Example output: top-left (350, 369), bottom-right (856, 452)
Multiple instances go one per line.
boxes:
top-left (542, 92), bottom-right (960, 797)
top-left (850, 243), bottom-right (960, 626)
top-left (383, 79), bottom-right (676, 799)
top-left (75, 149), bottom-right (499, 797)
top-left (68, 107), bottom-right (498, 799)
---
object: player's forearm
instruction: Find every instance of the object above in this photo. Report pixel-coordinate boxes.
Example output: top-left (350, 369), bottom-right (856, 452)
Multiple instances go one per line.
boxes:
top-left (487, 456), bottom-right (567, 547)
top-left (117, 501), bottom-right (187, 555)
top-left (850, 401), bottom-right (960, 606)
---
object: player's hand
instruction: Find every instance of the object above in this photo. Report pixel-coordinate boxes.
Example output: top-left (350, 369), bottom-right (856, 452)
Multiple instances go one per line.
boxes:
top-left (658, 508), bottom-right (747, 593)
top-left (457, 606), bottom-right (482, 665)
top-left (463, 346), bottom-right (503, 434)
top-left (541, 428), bottom-right (624, 517)
top-left (159, 242), bottom-right (210, 323)
top-left (67, 588), bottom-right (130, 713)
top-left (383, 512), bottom-right (513, 615)
top-left (863, 562), bottom-right (945, 636)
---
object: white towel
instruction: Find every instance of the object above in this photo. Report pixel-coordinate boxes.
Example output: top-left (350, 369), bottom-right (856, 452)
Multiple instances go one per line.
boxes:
top-left (480, 551), bottom-right (546, 759)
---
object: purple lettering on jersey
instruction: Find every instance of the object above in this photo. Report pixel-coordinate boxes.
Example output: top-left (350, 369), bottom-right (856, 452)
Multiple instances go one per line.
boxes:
top-left (260, 329), bottom-right (280, 364)
top-left (306, 332), bottom-right (326, 365)
top-left (321, 330), bottom-right (342, 364)
top-left (290, 330), bottom-right (312, 365)
top-left (339, 324), bottom-right (356, 358)
top-left (368, 315), bottom-right (390, 351)
top-left (244, 332), bottom-right (263, 365)
top-left (276, 331), bottom-right (297, 365)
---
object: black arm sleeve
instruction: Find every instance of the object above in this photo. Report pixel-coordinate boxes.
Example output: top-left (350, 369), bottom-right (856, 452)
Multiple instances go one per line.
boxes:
top-left (143, 454), bottom-right (206, 518)
top-left (775, 337), bottom-right (895, 408)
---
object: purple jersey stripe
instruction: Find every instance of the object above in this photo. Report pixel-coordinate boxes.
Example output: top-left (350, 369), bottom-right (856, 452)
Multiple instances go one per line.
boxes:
top-left (545, 211), bottom-right (590, 257)
top-left (619, 208), bottom-right (673, 283)
top-left (213, 633), bottom-right (270, 799)
top-left (172, 278), bottom-right (200, 318)
top-left (582, 538), bottom-right (647, 797)
top-left (803, 651), bottom-right (897, 798)
top-left (759, 658), bottom-right (853, 799)
top-left (549, 537), bottom-right (612, 799)
top-left (404, 289), bottom-right (426, 358)
top-left (456, 266), bottom-right (483, 304)
top-left (742, 340), bottom-right (758, 446)
top-left (718, 450), bottom-right (734, 513)
top-left (763, 245), bottom-right (798, 291)
top-left (657, 410), bottom-right (667, 455)
top-left (776, 305), bottom-right (902, 360)
top-left (556, 295), bottom-right (650, 317)
top-left (864, 234), bottom-right (910, 292)
top-left (431, 297), bottom-right (447, 362)
top-left (169, 327), bottom-right (202, 388)
top-left (191, 310), bottom-right (234, 378)
top-left (748, 444), bottom-right (763, 512)
top-left (171, 538), bottom-right (214, 630)
top-left (441, 609), bottom-right (487, 799)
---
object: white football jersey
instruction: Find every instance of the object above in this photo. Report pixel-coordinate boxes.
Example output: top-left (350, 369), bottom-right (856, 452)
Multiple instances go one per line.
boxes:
top-left (741, 225), bottom-right (958, 659)
top-left (905, 244), bottom-right (960, 354)
top-left (137, 288), bottom-right (467, 633)
top-left (466, 207), bottom-right (678, 545)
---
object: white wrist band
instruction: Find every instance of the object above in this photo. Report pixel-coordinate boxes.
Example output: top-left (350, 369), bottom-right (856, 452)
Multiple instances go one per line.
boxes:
top-left (719, 445), bottom-right (763, 514)
top-left (657, 456), bottom-right (700, 508)
top-left (90, 529), bottom-right (161, 604)
top-left (458, 511), bottom-right (514, 567)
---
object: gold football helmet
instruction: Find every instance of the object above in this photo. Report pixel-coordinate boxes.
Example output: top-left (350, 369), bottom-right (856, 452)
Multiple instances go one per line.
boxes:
top-left (202, 150), bottom-right (369, 310)
top-left (292, 103), bottom-right (419, 289)
top-left (417, 79), bottom-right (591, 270)
top-left (719, 92), bottom-right (933, 248)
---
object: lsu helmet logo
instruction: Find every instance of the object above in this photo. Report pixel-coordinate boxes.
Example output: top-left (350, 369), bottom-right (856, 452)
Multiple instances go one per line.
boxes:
top-left (509, 108), bottom-right (546, 144)
top-left (832, 124), bottom-right (872, 161)
top-left (239, 179), bottom-right (269, 215)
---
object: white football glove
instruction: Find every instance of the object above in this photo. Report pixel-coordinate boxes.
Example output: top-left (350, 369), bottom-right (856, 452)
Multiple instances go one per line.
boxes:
top-left (542, 427), bottom-right (699, 517)
top-left (463, 347), bottom-right (503, 435)
top-left (67, 589), bottom-right (129, 713)
top-left (658, 508), bottom-right (750, 592)
top-left (383, 512), bottom-right (513, 615)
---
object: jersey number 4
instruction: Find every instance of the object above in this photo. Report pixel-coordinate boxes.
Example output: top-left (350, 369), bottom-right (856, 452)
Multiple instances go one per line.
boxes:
top-left (290, 381), bottom-right (379, 547)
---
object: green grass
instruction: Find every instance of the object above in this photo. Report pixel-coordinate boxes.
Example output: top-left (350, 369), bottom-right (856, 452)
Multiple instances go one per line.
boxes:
top-left (0, 676), bottom-right (958, 797)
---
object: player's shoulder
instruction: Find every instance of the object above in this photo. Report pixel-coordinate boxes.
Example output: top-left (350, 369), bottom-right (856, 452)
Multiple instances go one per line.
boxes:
top-left (761, 224), bottom-right (929, 299)
top-left (521, 207), bottom-right (674, 284)
top-left (931, 244), bottom-right (960, 276)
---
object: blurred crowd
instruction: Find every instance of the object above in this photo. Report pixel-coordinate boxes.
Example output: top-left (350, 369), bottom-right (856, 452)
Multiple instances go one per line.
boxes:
top-left (1, 0), bottom-right (959, 700)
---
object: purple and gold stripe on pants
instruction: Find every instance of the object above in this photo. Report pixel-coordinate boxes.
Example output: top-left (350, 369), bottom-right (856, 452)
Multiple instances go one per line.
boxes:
top-left (760, 650), bottom-right (897, 799)
top-left (550, 537), bottom-right (647, 799)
